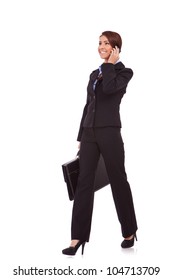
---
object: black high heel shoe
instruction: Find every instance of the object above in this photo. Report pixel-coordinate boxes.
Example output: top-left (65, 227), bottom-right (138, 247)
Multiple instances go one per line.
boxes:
top-left (62, 241), bottom-right (86, 256)
top-left (121, 233), bottom-right (137, 248)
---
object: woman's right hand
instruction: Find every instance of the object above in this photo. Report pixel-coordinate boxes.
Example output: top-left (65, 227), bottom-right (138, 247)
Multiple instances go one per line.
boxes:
top-left (108, 46), bottom-right (119, 64)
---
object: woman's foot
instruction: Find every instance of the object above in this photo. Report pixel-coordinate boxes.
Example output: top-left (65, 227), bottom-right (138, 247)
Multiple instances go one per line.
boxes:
top-left (62, 240), bottom-right (86, 255)
top-left (124, 235), bottom-right (134, 240)
top-left (121, 234), bottom-right (137, 248)
top-left (70, 239), bottom-right (80, 247)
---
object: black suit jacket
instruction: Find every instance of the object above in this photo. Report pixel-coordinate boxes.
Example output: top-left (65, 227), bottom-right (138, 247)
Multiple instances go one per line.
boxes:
top-left (77, 62), bottom-right (133, 141)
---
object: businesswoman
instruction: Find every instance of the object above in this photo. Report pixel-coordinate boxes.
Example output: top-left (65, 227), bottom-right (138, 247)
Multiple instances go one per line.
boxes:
top-left (62, 31), bottom-right (138, 255)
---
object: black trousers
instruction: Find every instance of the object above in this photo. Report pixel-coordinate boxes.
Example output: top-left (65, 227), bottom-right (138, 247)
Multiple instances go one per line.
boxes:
top-left (71, 127), bottom-right (138, 242)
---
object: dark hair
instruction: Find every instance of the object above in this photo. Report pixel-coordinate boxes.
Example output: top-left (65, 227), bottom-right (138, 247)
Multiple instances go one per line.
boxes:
top-left (100, 31), bottom-right (122, 52)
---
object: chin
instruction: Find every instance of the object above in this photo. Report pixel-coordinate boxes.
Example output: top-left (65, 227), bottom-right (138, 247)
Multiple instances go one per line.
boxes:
top-left (100, 55), bottom-right (109, 60)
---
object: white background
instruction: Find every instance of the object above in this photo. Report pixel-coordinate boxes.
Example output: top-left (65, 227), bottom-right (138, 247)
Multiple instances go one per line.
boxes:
top-left (0, 0), bottom-right (173, 279)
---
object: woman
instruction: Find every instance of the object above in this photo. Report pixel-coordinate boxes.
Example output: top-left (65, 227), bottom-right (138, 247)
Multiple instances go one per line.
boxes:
top-left (62, 31), bottom-right (138, 255)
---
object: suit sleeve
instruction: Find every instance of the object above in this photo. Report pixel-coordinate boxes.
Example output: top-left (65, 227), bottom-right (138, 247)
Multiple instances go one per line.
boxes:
top-left (101, 63), bottom-right (133, 94)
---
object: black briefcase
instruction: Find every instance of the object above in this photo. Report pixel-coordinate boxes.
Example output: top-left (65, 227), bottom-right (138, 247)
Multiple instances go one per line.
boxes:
top-left (62, 154), bottom-right (109, 200)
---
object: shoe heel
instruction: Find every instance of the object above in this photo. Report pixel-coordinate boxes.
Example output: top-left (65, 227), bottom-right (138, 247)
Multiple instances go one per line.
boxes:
top-left (81, 242), bottom-right (86, 255)
top-left (134, 233), bottom-right (137, 241)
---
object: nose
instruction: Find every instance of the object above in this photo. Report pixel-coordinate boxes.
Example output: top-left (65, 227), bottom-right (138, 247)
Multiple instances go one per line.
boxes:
top-left (99, 46), bottom-right (105, 51)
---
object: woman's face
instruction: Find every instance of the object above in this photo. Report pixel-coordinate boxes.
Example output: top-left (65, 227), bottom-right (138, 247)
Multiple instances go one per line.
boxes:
top-left (98, 35), bottom-right (113, 61)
